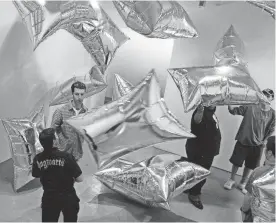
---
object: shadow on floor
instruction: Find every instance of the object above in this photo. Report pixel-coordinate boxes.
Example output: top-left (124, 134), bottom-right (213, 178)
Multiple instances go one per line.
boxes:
top-left (86, 192), bottom-right (194, 222)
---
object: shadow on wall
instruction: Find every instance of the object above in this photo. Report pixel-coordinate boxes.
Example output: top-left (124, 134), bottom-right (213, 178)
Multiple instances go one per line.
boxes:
top-left (0, 18), bottom-right (48, 163)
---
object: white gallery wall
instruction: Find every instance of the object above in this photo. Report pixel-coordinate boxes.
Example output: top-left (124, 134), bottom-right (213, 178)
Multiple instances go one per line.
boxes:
top-left (0, 1), bottom-right (174, 163)
top-left (0, 1), bottom-right (274, 176)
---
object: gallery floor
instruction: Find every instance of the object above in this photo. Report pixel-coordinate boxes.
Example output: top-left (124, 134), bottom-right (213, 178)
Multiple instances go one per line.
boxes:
top-left (0, 143), bottom-right (244, 222)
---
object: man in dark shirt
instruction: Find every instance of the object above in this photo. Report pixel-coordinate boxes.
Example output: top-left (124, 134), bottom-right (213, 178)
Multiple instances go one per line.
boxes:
top-left (185, 104), bottom-right (221, 210)
top-left (32, 128), bottom-right (84, 222)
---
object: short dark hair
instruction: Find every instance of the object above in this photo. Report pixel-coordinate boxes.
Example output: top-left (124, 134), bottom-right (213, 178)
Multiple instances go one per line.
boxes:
top-left (262, 88), bottom-right (274, 100)
top-left (39, 128), bottom-right (56, 150)
top-left (71, 81), bottom-right (86, 93)
top-left (267, 136), bottom-right (275, 156)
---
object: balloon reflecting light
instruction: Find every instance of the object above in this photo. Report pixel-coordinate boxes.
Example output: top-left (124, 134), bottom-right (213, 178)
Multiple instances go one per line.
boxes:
top-left (247, 1), bottom-right (275, 19)
top-left (113, 0), bottom-right (198, 39)
top-left (13, 0), bottom-right (129, 70)
top-left (95, 147), bottom-right (210, 210)
top-left (251, 168), bottom-right (275, 222)
top-left (1, 106), bottom-right (45, 192)
top-left (66, 70), bottom-right (194, 168)
top-left (168, 25), bottom-right (269, 112)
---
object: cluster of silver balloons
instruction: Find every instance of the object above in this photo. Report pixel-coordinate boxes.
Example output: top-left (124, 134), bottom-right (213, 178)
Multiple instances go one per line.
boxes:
top-left (1, 65), bottom-right (107, 191)
top-left (13, 0), bottom-right (198, 69)
top-left (5, 0), bottom-right (199, 192)
top-left (66, 70), bottom-right (212, 208)
top-left (2, 1), bottom-right (273, 212)
top-left (168, 25), bottom-right (269, 113)
top-left (95, 147), bottom-right (210, 210)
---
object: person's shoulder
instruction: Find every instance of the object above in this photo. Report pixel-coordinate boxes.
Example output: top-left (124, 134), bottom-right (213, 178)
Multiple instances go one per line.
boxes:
top-left (34, 152), bottom-right (48, 162)
top-left (54, 150), bottom-right (76, 162)
top-left (53, 149), bottom-right (68, 156)
top-left (33, 153), bottom-right (42, 161)
top-left (243, 105), bottom-right (251, 110)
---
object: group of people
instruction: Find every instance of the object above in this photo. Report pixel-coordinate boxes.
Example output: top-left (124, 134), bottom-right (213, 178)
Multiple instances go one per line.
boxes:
top-left (31, 81), bottom-right (275, 222)
top-left (184, 88), bottom-right (275, 221)
top-left (32, 82), bottom-right (87, 222)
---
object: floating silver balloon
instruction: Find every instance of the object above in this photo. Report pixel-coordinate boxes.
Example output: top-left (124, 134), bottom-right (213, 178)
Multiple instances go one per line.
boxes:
top-left (170, 25), bottom-right (268, 112)
top-left (168, 61), bottom-right (269, 113)
top-left (13, 0), bottom-right (47, 49)
top-left (50, 66), bottom-right (107, 106)
top-left (95, 147), bottom-right (210, 210)
top-left (113, 0), bottom-right (198, 39)
top-left (247, 1), bottom-right (275, 19)
top-left (112, 73), bottom-right (133, 101)
top-left (90, 65), bottom-right (107, 77)
top-left (214, 25), bottom-right (246, 66)
top-left (89, 119), bottom-right (194, 169)
top-left (13, 1), bottom-right (129, 69)
top-left (66, 73), bottom-right (153, 139)
top-left (67, 70), bottom-right (194, 168)
top-left (83, 71), bottom-right (194, 168)
top-left (113, 70), bottom-right (194, 136)
top-left (251, 167), bottom-right (275, 222)
top-left (143, 71), bottom-right (194, 138)
top-left (64, 5), bottom-right (129, 69)
top-left (31, 86), bottom-right (62, 128)
top-left (1, 106), bottom-right (45, 191)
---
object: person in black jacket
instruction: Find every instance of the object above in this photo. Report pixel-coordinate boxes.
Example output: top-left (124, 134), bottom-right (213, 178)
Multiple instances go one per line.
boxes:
top-left (32, 128), bottom-right (84, 222)
top-left (185, 104), bottom-right (221, 210)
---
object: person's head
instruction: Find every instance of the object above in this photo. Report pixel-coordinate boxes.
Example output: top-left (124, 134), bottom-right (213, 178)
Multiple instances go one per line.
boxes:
top-left (39, 128), bottom-right (57, 151)
top-left (71, 81), bottom-right (86, 105)
top-left (265, 136), bottom-right (275, 163)
top-left (262, 88), bottom-right (274, 103)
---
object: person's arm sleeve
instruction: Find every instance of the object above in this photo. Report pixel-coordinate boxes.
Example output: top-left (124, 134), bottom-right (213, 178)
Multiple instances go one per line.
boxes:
top-left (51, 109), bottom-right (63, 133)
top-left (67, 154), bottom-right (82, 179)
top-left (228, 105), bottom-right (248, 116)
top-left (264, 114), bottom-right (275, 141)
top-left (32, 156), bottom-right (41, 178)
